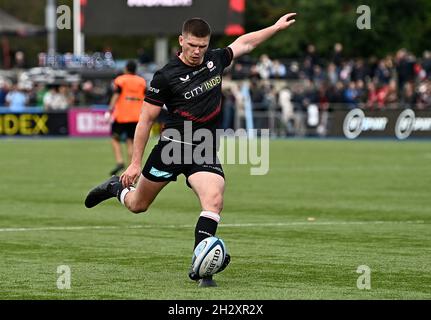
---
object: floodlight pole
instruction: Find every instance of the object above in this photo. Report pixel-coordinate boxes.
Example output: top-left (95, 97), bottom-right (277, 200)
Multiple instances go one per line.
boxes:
top-left (155, 36), bottom-right (169, 68)
top-left (46, 0), bottom-right (57, 55)
top-left (73, 0), bottom-right (84, 56)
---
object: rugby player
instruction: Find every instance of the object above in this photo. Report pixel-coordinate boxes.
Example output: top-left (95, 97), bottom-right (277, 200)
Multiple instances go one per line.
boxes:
top-left (85, 13), bottom-right (297, 287)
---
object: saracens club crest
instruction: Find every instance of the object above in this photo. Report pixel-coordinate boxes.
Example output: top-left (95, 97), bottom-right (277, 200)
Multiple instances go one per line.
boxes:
top-left (207, 60), bottom-right (216, 71)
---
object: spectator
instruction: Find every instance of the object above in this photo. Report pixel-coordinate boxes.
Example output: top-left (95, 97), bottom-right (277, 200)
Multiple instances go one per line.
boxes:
top-left (366, 81), bottom-right (379, 110)
top-left (248, 64), bottom-right (261, 80)
top-left (5, 84), bottom-right (27, 111)
top-left (327, 81), bottom-right (345, 105)
top-left (43, 86), bottom-right (69, 111)
top-left (305, 44), bottom-right (319, 66)
top-left (231, 63), bottom-right (247, 80)
top-left (395, 49), bottom-right (415, 89)
top-left (291, 84), bottom-right (307, 136)
top-left (356, 80), bottom-right (367, 105)
top-left (374, 79), bottom-right (397, 109)
top-left (301, 57), bottom-right (314, 80)
top-left (316, 83), bottom-right (330, 136)
top-left (263, 82), bottom-right (277, 110)
top-left (385, 79), bottom-right (398, 107)
top-left (375, 59), bottom-right (392, 84)
top-left (368, 56), bottom-right (379, 81)
top-left (339, 61), bottom-right (352, 82)
top-left (270, 60), bottom-right (287, 78)
top-left (401, 82), bottom-right (418, 108)
top-left (376, 83), bottom-right (388, 108)
top-left (312, 65), bottom-right (326, 87)
top-left (286, 61), bottom-right (300, 79)
top-left (256, 54), bottom-right (273, 80)
top-left (344, 81), bottom-right (359, 109)
top-left (351, 59), bottom-right (368, 82)
top-left (0, 79), bottom-right (9, 106)
top-left (34, 84), bottom-right (48, 108)
top-left (417, 80), bottom-right (431, 110)
top-left (59, 85), bottom-right (74, 107)
top-left (81, 80), bottom-right (100, 105)
top-left (221, 88), bottom-right (236, 130)
top-left (249, 80), bottom-right (266, 110)
top-left (70, 82), bottom-right (84, 106)
top-left (327, 63), bottom-right (338, 85)
top-left (422, 51), bottom-right (431, 79)
top-left (13, 51), bottom-right (26, 69)
top-left (278, 86), bottom-right (294, 134)
top-left (332, 43), bottom-right (343, 67)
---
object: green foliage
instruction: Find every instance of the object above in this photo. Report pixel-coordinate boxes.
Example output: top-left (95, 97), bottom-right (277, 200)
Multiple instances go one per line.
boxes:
top-left (1, 0), bottom-right (430, 65)
top-left (240, 0), bottom-right (431, 58)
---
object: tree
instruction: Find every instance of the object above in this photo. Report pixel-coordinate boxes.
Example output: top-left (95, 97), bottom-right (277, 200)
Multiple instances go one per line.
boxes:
top-left (238, 0), bottom-right (431, 59)
top-left (1, 0), bottom-right (430, 66)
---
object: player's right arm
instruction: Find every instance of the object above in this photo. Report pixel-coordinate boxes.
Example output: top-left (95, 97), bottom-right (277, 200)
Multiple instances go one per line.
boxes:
top-left (106, 92), bottom-right (119, 122)
top-left (108, 92), bottom-right (119, 112)
top-left (120, 69), bottom-right (170, 187)
top-left (120, 101), bottom-right (161, 187)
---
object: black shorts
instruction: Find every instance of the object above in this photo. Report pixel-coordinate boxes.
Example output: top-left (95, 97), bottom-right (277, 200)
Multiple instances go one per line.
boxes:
top-left (111, 122), bottom-right (137, 140)
top-left (142, 139), bottom-right (224, 188)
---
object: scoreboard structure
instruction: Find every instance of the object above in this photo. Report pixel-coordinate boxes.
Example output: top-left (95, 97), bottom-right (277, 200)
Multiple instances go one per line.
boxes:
top-left (82, 0), bottom-right (245, 36)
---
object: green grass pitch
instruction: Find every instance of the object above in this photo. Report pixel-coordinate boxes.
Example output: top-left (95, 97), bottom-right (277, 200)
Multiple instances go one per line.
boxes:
top-left (0, 137), bottom-right (430, 299)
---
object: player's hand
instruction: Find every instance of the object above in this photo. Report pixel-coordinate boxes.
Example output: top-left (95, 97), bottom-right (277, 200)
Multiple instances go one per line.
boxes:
top-left (274, 13), bottom-right (297, 31)
top-left (120, 163), bottom-right (141, 188)
top-left (104, 110), bottom-right (113, 123)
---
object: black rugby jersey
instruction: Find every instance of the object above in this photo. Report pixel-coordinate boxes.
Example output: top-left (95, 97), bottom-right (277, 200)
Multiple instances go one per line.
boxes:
top-left (144, 47), bottom-right (233, 143)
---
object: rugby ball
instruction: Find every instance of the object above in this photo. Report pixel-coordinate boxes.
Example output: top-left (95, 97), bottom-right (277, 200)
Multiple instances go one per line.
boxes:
top-left (191, 236), bottom-right (227, 278)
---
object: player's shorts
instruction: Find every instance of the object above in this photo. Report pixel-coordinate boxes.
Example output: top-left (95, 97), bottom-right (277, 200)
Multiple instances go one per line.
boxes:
top-left (111, 121), bottom-right (138, 140)
top-left (142, 138), bottom-right (224, 188)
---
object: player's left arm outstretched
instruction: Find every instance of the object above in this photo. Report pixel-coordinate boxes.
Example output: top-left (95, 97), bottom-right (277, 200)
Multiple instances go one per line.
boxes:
top-left (228, 12), bottom-right (297, 59)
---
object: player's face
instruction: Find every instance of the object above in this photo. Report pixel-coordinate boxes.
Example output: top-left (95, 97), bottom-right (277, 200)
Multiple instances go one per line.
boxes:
top-left (179, 33), bottom-right (210, 66)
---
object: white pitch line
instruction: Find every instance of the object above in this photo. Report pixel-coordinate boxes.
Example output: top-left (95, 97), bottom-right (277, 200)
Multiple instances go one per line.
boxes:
top-left (0, 220), bottom-right (426, 233)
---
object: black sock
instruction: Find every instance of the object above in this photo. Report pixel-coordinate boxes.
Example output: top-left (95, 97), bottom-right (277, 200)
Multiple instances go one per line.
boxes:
top-left (194, 216), bottom-right (218, 249)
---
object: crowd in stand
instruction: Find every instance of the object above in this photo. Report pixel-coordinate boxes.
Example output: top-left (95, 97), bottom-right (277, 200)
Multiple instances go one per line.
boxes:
top-left (0, 79), bottom-right (111, 111)
top-left (1, 43), bottom-right (430, 116)
top-left (229, 44), bottom-right (431, 112)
